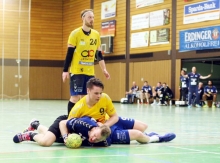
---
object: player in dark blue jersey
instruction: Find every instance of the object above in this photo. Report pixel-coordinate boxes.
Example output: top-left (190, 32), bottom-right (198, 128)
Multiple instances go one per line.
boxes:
top-left (192, 82), bottom-right (204, 106)
top-left (151, 82), bottom-right (163, 105)
top-left (203, 80), bottom-right (218, 108)
top-left (182, 67), bottom-right (211, 108)
top-left (126, 81), bottom-right (139, 104)
top-left (140, 81), bottom-right (153, 104)
top-left (61, 116), bottom-right (176, 146)
top-left (61, 116), bottom-right (111, 147)
top-left (179, 70), bottom-right (189, 101)
top-left (157, 83), bottom-right (173, 106)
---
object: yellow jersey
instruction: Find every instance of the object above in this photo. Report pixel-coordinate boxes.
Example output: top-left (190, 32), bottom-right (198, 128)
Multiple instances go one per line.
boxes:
top-left (68, 93), bottom-right (116, 123)
top-left (68, 27), bottom-right (101, 76)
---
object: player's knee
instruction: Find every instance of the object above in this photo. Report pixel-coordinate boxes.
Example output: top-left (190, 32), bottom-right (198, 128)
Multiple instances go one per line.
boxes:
top-left (70, 96), bottom-right (80, 103)
top-left (38, 140), bottom-right (53, 147)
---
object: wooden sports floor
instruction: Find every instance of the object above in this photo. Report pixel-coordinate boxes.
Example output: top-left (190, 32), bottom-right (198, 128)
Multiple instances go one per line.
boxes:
top-left (0, 100), bottom-right (220, 163)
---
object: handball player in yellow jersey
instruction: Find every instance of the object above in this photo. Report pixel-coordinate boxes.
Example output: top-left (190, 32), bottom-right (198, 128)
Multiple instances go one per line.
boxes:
top-left (62, 9), bottom-right (110, 115)
top-left (68, 78), bottom-right (119, 127)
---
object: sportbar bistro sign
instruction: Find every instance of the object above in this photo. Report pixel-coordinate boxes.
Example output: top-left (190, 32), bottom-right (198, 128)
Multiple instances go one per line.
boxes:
top-left (179, 26), bottom-right (220, 52)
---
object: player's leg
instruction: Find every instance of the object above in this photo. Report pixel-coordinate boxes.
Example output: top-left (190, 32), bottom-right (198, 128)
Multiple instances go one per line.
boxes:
top-left (128, 129), bottom-right (150, 143)
top-left (183, 88), bottom-right (188, 101)
top-left (213, 94), bottom-right (217, 107)
top-left (68, 75), bottom-right (94, 115)
top-left (151, 92), bottom-right (157, 105)
top-left (124, 130), bottom-right (176, 144)
top-left (195, 87), bottom-right (201, 107)
top-left (13, 115), bottom-right (68, 147)
top-left (140, 92), bottom-right (144, 104)
top-left (133, 119), bottom-right (148, 132)
top-left (188, 88), bottom-right (193, 108)
top-left (32, 131), bottom-right (56, 147)
top-left (145, 93), bottom-right (149, 103)
top-left (202, 94), bottom-right (208, 107)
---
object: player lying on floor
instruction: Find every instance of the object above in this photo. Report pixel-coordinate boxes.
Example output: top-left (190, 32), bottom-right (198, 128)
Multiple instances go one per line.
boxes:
top-left (13, 116), bottom-right (176, 147)
top-left (60, 116), bottom-right (176, 146)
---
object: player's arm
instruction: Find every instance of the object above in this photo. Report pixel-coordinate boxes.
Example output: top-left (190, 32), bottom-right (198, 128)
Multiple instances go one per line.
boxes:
top-left (181, 74), bottom-right (188, 78)
top-left (59, 120), bottom-right (69, 144)
top-left (104, 113), bottom-right (119, 127)
top-left (200, 74), bottom-right (211, 79)
top-left (62, 44), bottom-right (76, 82)
top-left (96, 47), bottom-right (110, 79)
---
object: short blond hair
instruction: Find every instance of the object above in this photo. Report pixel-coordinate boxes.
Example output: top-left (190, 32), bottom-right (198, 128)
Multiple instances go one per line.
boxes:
top-left (81, 9), bottom-right (94, 18)
top-left (100, 125), bottom-right (111, 139)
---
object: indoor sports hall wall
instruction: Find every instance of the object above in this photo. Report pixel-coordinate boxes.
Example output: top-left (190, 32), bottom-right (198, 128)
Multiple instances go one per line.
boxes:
top-left (29, 0), bottom-right (63, 99)
top-left (0, 0), bottom-right (30, 99)
top-left (93, 0), bottom-right (126, 56)
top-left (176, 0), bottom-right (220, 59)
top-left (130, 0), bottom-right (172, 54)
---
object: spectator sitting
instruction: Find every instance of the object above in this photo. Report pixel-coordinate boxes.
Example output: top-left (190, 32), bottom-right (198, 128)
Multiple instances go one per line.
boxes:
top-left (192, 82), bottom-right (204, 106)
top-left (157, 82), bottom-right (173, 106)
top-left (140, 81), bottom-right (152, 104)
top-left (126, 81), bottom-right (139, 104)
top-left (203, 80), bottom-right (218, 108)
top-left (151, 82), bottom-right (162, 105)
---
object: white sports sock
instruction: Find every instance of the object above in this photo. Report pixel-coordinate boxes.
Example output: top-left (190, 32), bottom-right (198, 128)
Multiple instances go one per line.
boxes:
top-left (148, 135), bottom-right (159, 143)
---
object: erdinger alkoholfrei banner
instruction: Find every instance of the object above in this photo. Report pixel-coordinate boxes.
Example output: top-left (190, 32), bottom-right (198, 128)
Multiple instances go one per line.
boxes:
top-left (179, 26), bottom-right (220, 52)
top-left (183, 0), bottom-right (220, 24)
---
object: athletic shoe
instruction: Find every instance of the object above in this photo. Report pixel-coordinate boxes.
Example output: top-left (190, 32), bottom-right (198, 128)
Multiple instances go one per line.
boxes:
top-left (147, 132), bottom-right (159, 137)
top-left (158, 133), bottom-right (176, 142)
top-left (212, 104), bottom-right (216, 108)
top-left (23, 119), bottom-right (39, 133)
top-left (151, 102), bottom-right (157, 105)
top-left (188, 105), bottom-right (192, 109)
top-left (203, 104), bottom-right (208, 108)
top-left (13, 132), bottom-right (31, 143)
top-left (195, 104), bottom-right (201, 108)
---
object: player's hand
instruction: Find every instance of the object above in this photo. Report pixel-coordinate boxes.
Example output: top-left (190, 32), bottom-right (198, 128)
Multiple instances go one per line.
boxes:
top-left (103, 69), bottom-right (110, 79)
top-left (62, 72), bottom-right (69, 82)
top-left (207, 94), bottom-right (210, 97)
top-left (97, 122), bottom-right (103, 127)
top-left (208, 74), bottom-right (212, 77)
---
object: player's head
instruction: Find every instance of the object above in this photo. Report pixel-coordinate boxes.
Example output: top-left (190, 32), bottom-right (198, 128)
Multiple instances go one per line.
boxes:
top-left (181, 70), bottom-right (186, 75)
top-left (88, 125), bottom-right (111, 143)
top-left (86, 78), bottom-right (104, 102)
top-left (81, 9), bottom-right (94, 28)
top-left (162, 82), bottom-right (167, 87)
top-left (132, 81), bottom-right (136, 86)
top-left (144, 81), bottom-right (148, 86)
top-left (208, 80), bottom-right (213, 86)
top-left (157, 82), bottom-right (161, 87)
top-left (199, 82), bottom-right (203, 88)
top-left (192, 67), bottom-right (196, 73)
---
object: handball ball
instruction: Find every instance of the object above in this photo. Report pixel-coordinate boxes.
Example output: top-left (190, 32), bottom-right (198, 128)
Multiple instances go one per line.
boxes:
top-left (65, 133), bottom-right (82, 148)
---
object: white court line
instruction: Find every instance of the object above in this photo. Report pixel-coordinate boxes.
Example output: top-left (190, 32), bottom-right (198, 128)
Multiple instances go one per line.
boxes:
top-left (0, 152), bottom-right (204, 161)
top-left (167, 146), bottom-right (220, 155)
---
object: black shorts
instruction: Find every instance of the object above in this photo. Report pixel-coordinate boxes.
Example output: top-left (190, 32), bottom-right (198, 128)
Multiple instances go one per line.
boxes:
top-left (48, 115), bottom-right (68, 140)
top-left (207, 94), bottom-right (213, 100)
top-left (70, 74), bottom-right (94, 95)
